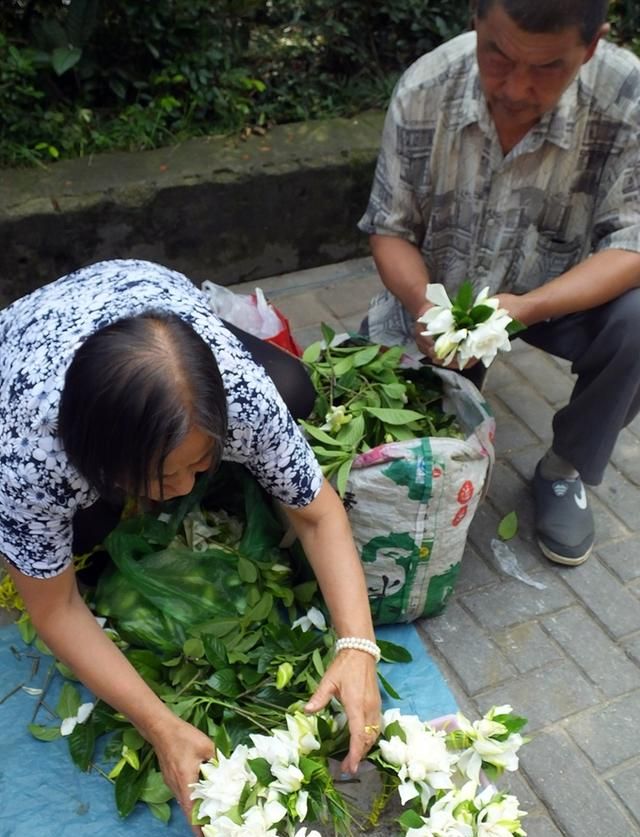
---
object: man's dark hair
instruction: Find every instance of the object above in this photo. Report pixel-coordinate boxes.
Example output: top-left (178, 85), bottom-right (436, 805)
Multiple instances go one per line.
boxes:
top-left (58, 311), bottom-right (228, 498)
top-left (473, 0), bottom-right (609, 44)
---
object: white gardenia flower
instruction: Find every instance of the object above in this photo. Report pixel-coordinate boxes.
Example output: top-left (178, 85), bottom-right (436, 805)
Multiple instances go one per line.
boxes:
top-left (476, 791), bottom-right (527, 837)
top-left (291, 606), bottom-right (327, 633)
top-left (60, 702), bottom-right (94, 736)
top-left (270, 762), bottom-right (305, 793)
top-left (250, 729), bottom-right (299, 767)
top-left (295, 789), bottom-right (309, 821)
top-left (420, 306), bottom-right (456, 337)
top-left (425, 284), bottom-right (454, 309)
top-left (286, 713), bottom-right (321, 755)
top-left (433, 329), bottom-right (469, 366)
top-left (458, 311), bottom-right (512, 367)
top-left (190, 746), bottom-right (255, 821)
top-left (293, 828), bottom-right (322, 837)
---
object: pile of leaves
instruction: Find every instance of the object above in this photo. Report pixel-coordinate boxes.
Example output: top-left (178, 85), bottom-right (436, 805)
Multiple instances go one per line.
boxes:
top-left (20, 465), bottom-right (409, 825)
top-left (300, 327), bottom-right (462, 494)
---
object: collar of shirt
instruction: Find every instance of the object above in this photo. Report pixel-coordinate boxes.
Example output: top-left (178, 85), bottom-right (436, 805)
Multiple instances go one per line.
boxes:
top-left (455, 60), bottom-right (579, 154)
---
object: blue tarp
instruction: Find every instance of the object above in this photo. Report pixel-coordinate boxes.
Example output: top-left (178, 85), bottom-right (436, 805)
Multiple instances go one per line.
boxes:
top-left (0, 622), bottom-right (456, 837)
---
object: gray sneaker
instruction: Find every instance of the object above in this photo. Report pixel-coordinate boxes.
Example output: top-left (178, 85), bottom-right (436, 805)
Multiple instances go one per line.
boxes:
top-left (532, 462), bottom-right (594, 565)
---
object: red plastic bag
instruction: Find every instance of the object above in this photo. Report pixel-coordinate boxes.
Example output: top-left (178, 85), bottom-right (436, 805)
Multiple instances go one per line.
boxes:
top-left (202, 282), bottom-right (302, 357)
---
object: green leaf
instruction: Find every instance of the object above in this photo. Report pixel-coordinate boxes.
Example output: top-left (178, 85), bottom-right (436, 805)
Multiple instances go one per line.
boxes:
top-left (300, 422), bottom-right (349, 448)
top-left (364, 407), bottom-right (426, 425)
top-left (68, 721), bottom-right (96, 771)
top-left (183, 637), bottom-right (205, 659)
top-left (399, 809), bottom-right (426, 829)
top-left (335, 456), bottom-right (354, 497)
top-left (237, 555), bottom-right (258, 583)
top-left (56, 682), bottom-right (81, 719)
top-left (469, 303), bottom-right (496, 324)
top-left (453, 280), bottom-right (474, 311)
top-left (55, 661), bottom-right (79, 680)
top-left (66, 0), bottom-right (100, 47)
top-left (244, 592), bottom-right (273, 623)
top-left (147, 801), bottom-right (171, 823)
top-left (353, 345), bottom-right (381, 367)
top-left (498, 510), bottom-right (518, 540)
top-left (123, 728), bottom-right (146, 751)
top-left (248, 757), bottom-right (274, 786)
top-left (507, 318), bottom-right (527, 335)
top-left (302, 342), bottom-right (322, 363)
top-left (28, 723), bottom-right (61, 742)
top-left (16, 615), bottom-right (37, 644)
top-left (335, 413), bottom-right (365, 448)
top-left (115, 763), bottom-right (146, 818)
top-left (141, 770), bottom-right (174, 804)
top-left (377, 639), bottom-right (413, 663)
top-left (320, 323), bottom-right (336, 345)
top-left (34, 637), bottom-right (53, 656)
top-left (201, 635), bottom-right (228, 668)
top-left (378, 671), bottom-right (401, 700)
top-left (382, 719), bottom-right (407, 742)
top-left (51, 46), bottom-right (83, 75)
top-left (205, 668), bottom-right (241, 697)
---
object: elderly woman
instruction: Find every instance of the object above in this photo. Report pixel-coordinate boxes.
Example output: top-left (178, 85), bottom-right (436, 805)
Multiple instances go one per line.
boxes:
top-left (0, 259), bottom-right (380, 829)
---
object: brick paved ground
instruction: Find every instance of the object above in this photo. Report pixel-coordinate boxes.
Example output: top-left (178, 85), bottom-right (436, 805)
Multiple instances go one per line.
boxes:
top-left (245, 257), bottom-right (640, 837)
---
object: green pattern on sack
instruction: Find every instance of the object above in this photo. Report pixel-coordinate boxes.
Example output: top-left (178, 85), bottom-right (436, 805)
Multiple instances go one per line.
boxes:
top-left (361, 532), bottom-right (421, 624)
top-left (424, 563), bottom-right (461, 617)
top-left (382, 439), bottom-right (433, 502)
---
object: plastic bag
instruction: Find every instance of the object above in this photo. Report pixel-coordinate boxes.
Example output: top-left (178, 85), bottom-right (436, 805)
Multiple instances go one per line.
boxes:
top-left (202, 281), bottom-right (301, 356)
top-left (94, 467), bottom-right (288, 653)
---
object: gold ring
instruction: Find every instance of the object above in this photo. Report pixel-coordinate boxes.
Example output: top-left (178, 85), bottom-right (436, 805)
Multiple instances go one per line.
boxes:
top-left (364, 723), bottom-right (380, 735)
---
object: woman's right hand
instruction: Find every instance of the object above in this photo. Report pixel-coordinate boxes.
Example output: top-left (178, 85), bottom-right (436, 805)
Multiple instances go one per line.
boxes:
top-left (148, 713), bottom-right (215, 835)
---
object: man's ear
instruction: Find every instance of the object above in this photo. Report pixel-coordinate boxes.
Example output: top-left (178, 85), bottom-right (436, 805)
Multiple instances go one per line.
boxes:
top-left (583, 23), bottom-right (610, 64)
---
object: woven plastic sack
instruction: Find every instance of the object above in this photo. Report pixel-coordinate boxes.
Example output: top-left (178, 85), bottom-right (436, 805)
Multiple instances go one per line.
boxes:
top-left (343, 367), bottom-right (495, 624)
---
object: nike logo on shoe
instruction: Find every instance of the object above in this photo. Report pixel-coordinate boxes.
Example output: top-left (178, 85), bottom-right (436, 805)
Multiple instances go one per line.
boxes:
top-left (574, 484), bottom-right (588, 510)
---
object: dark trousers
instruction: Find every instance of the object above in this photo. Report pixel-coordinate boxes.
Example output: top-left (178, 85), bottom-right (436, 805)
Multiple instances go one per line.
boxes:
top-left (72, 324), bottom-right (315, 556)
top-left (519, 288), bottom-right (640, 485)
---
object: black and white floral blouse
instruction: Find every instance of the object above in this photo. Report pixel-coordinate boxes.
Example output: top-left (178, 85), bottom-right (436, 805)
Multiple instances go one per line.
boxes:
top-left (0, 260), bottom-right (323, 579)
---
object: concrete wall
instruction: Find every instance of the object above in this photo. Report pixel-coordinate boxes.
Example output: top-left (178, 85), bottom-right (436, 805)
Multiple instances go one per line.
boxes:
top-left (0, 111), bottom-right (384, 308)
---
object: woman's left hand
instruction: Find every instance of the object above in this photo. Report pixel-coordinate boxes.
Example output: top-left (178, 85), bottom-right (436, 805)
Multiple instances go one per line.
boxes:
top-left (304, 647), bottom-right (382, 774)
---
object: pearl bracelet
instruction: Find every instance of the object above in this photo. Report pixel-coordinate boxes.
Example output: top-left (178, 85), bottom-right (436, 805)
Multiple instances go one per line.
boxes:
top-left (335, 636), bottom-right (381, 663)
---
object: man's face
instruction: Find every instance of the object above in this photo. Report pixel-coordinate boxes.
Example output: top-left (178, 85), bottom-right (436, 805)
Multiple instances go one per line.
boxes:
top-left (475, 3), bottom-right (604, 132)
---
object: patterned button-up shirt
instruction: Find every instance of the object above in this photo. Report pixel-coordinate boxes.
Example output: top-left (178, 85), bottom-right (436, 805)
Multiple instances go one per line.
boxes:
top-left (359, 32), bottom-right (640, 343)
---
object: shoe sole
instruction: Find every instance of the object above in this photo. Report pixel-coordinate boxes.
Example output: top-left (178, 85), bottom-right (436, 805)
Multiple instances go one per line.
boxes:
top-left (537, 538), bottom-right (592, 566)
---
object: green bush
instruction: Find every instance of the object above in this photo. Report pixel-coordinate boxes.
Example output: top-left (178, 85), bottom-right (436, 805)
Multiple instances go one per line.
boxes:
top-left (0, 0), bottom-right (468, 166)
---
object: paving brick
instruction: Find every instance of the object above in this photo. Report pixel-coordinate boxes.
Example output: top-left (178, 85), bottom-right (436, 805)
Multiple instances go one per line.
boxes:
top-left (468, 502), bottom-right (542, 575)
top-left (494, 621), bottom-right (564, 674)
top-left (483, 462), bottom-right (535, 528)
top-left (520, 729), bottom-right (634, 837)
top-left (317, 275), bottom-right (382, 319)
top-left (484, 399), bottom-right (539, 457)
top-left (498, 769), bottom-right (544, 815)
top-left (596, 536), bottom-right (640, 583)
top-left (542, 606), bottom-right (640, 698)
top-left (558, 558), bottom-right (640, 639)
top-left (610, 428), bottom-right (640, 487)
top-left (475, 660), bottom-right (600, 731)
top-left (274, 290), bottom-right (336, 329)
top-left (418, 600), bottom-right (515, 694)
top-left (567, 692), bottom-right (640, 772)
top-left (608, 762), bottom-right (640, 825)
top-left (456, 542), bottom-right (500, 593)
top-left (623, 633), bottom-right (640, 666)
top-left (461, 574), bottom-right (575, 631)
top-left (591, 467), bottom-right (640, 532)
top-left (484, 359), bottom-right (522, 394)
top-left (519, 815), bottom-right (565, 837)
top-left (502, 347), bottom-right (574, 407)
top-left (491, 385), bottom-right (556, 444)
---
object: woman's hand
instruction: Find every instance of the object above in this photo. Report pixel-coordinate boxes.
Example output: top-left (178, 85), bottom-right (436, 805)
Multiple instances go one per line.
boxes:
top-left (305, 648), bottom-right (381, 774)
top-left (148, 714), bottom-right (215, 835)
